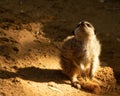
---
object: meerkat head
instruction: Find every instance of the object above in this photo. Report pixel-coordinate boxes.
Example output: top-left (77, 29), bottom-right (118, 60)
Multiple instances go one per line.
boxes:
top-left (73, 21), bottom-right (95, 40)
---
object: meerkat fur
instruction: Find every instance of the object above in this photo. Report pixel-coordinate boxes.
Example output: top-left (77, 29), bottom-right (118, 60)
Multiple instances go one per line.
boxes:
top-left (60, 21), bottom-right (101, 93)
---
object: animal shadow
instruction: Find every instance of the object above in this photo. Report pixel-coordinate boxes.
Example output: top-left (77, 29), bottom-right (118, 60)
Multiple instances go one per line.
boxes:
top-left (0, 66), bottom-right (69, 84)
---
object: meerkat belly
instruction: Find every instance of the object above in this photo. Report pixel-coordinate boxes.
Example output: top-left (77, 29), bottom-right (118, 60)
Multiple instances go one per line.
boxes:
top-left (79, 41), bottom-right (95, 71)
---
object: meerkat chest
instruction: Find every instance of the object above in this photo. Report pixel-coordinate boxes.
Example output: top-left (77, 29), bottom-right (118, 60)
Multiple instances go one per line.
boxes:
top-left (84, 41), bottom-right (95, 58)
top-left (75, 39), bottom-right (96, 63)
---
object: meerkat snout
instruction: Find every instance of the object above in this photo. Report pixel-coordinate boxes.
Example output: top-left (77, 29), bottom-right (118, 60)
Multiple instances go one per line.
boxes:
top-left (72, 21), bottom-right (91, 35)
top-left (73, 21), bottom-right (95, 40)
top-left (78, 21), bottom-right (94, 28)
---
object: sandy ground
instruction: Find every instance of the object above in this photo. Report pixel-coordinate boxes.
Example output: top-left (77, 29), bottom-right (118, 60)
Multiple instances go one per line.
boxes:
top-left (0, 0), bottom-right (120, 96)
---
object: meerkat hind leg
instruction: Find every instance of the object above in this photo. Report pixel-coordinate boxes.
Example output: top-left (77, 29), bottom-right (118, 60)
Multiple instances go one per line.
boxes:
top-left (68, 66), bottom-right (82, 89)
top-left (77, 77), bottom-right (101, 94)
top-left (61, 59), bottom-right (81, 89)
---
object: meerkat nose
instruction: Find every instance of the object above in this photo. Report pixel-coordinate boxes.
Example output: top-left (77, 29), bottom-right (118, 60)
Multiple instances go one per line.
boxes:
top-left (80, 21), bottom-right (85, 26)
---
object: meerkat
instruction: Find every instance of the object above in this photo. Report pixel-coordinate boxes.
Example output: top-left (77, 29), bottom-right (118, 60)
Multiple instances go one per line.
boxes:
top-left (60, 21), bottom-right (101, 93)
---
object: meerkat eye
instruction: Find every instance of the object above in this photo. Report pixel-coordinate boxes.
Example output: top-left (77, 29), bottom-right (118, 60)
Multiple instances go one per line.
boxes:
top-left (86, 23), bottom-right (91, 27)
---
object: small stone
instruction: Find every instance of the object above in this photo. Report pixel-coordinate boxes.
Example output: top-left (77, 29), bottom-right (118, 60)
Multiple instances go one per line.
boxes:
top-left (20, 10), bottom-right (24, 13)
top-left (12, 78), bottom-right (20, 83)
top-left (48, 82), bottom-right (57, 87)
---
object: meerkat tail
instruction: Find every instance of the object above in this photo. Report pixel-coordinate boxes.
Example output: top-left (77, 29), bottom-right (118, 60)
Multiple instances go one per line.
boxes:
top-left (78, 78), bottom-right (101, 94)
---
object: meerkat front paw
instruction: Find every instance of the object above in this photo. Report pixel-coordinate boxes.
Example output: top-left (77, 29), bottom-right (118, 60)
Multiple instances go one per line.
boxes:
top-left (72, 81), bottom-right (81, 89)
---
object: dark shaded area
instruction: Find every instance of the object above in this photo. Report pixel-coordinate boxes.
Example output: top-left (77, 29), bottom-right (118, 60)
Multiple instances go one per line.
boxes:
top-left (0, 67), bottom-right (68, 84)
top-left (0, 0), bottom-right (119, 41)
top-left (114, 70), bottom-right (120, 85)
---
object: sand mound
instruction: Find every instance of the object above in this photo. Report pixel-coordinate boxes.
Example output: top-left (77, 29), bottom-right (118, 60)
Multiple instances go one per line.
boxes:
top-left (94, 66), bottom-right (116, 93)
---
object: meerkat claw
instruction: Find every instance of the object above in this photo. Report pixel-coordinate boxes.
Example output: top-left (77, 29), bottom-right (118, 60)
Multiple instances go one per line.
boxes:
top-left (72, 81), bottom-right (81, 89)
